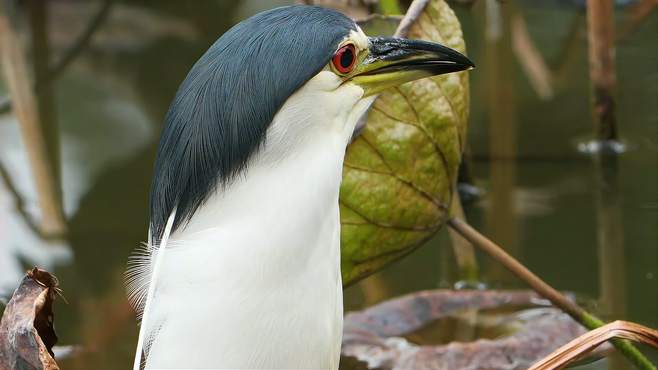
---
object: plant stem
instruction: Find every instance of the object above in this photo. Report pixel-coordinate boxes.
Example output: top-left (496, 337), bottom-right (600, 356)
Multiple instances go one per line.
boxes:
top-left (27, 0), bottom-right (61, 196)
top-left (447, 194), bottom-right (479, 282)
top-left (0, 3), bottom-right (67, 237)
top-left (447, 217), bottom-right (656, 370)
top-left (0, 0), bottom-right (113, 114)
top-left (587, 0), bottom-right (618, 142)
top-left (394, 0), bottom-right (429, 37)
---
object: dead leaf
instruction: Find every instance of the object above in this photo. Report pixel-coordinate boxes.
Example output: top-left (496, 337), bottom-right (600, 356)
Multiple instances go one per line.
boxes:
top-left (342, 290), bottom-right (608, 370)
top-left (0, 268), bottom-right (60, 370)
top-left (529, 320), bottom-right (658, 370)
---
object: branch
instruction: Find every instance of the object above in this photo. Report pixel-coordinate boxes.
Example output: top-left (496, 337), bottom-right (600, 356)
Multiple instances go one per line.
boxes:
top-left (447, 194), bottom-right (479, 282)
top-left (38, 0), bottom-right (114, 89)
top-left (0, 5), bottom-right (67, 237)
top-left (394, 0), bottom-right (429, 37)
top-left (447, 217), bottom-right (656, 370)
top-left (0, 0), bottom-right (113, 114)
top-left (0, 163), bottom-right (44, 238)
top-left (511, 13), bottom-right (554, 100)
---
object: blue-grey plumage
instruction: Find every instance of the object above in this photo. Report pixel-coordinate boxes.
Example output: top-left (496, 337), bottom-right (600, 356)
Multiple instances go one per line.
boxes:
top-left (128, 4), bottom-right (473, 369)
top-left (149, 6), bottom-right (356, 243)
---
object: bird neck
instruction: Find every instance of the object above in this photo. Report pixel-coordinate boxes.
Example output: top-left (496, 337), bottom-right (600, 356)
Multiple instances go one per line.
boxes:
top-left (161, 121), bottom-right (351, 292)
top-left (144, 126), bottom-right (348, 368)
top-left (175, 125), bottom-right (348, 239)
top-left (142, 86), bottom-right (377, 367)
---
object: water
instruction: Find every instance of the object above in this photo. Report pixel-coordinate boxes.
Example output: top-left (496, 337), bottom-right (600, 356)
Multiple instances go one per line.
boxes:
top-left (0, 1), bottom-right (656, 369)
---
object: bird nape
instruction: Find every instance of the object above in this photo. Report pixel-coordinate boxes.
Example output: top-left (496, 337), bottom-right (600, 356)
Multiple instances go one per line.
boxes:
top-left (126, 4), bottom-right (473, 370)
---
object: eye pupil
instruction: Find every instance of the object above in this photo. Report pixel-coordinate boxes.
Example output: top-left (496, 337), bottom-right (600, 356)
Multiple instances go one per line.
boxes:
top-left (333, 44), bottom-right (356, 74)
top-left (340, 48), bottom-right (354, 68)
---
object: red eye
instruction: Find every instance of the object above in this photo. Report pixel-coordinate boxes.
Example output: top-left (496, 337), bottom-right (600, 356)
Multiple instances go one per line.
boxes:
top-left (332, 44), bottom-right (356, 74)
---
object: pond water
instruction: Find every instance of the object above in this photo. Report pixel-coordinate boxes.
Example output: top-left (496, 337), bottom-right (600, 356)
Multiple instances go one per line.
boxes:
top-left (0, 1), bottom-right (656, 369)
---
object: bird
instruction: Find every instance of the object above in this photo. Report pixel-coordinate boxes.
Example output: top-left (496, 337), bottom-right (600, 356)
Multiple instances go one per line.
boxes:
top-left (126, 5), bottom-right (473, 369)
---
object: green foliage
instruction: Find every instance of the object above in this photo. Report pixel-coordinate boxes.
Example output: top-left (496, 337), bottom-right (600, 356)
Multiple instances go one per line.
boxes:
top-left (378, 0), bottom-right (403, 15)
top-left (340, 0), bottom-right (470, 286)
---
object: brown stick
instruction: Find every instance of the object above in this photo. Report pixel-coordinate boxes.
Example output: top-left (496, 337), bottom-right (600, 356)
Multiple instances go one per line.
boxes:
top-left (394, 0), bottom-right (429, 37)
top-left (0, 6), bottom-right (67, 236)
top-left (447, 217), bottom-right (656, 370)
top-left (511, 14), bottom-right (554, 100)
top-left (27, 0), bottom-right (61, 191)
top-left (0, 0), bottom-right (113, 114)
top-left (620, 0), bottom-right (658, 39)
top-left (587, 0), bottom-right (618, 141)
top-left (448, 218), bottom-right (584, 319)
top-left (447, 194), bottom-right (479, 282)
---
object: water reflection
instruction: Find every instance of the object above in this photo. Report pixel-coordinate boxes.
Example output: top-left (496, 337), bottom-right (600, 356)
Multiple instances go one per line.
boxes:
top-left (0, 1), bottom-right (656, 369)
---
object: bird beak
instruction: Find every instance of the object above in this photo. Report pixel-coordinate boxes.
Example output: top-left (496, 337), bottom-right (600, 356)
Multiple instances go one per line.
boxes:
top-left (350, 37), bottom-right (474, 97)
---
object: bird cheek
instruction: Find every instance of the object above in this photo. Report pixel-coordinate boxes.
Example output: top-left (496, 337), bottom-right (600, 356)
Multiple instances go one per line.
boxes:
top-left (342, 88), bottom-right (375, 139)
top-left (340, 81), bottom-right (365, 101)
top-left (310, 70), bottom-right (345, 91)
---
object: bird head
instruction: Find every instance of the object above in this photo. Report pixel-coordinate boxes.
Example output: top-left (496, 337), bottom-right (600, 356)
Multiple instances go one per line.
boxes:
top-left (321, 30), bottom-right (474, 97)
top-left (149, 5), bottom-right (473, 241)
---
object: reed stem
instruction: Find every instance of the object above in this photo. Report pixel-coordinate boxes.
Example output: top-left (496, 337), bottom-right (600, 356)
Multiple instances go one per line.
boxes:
top-left (0, 4), bottom-right (67, 237)
top-left (587, 0), bottom-right (618, 143)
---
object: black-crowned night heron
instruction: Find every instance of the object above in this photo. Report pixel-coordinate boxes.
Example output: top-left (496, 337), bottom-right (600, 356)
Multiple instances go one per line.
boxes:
top-left (127, 5), bottom-right (473, 369)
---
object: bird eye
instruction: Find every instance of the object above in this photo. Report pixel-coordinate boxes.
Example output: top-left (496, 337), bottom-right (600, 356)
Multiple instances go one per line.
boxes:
top-left (332, 44), bottom-right (356, 74)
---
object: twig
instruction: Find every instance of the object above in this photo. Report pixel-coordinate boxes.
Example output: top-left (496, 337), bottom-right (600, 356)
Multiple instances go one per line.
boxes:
top-left (586, 0), bottom-right (618, 143)
top-left (27, 0), bottom-right (61, 187)
top-left (447, 217), bottom-right (657, 370)
top-left (447, 194), bottom-right (479, 282)
top-left (620, 0), bottom-right (658, 40)
top-left (394, 0), bottom-right (429, 37)
top-left (0, 95), bottom-right (9, 113)
top-left (550, 13), bottom-right (585, 88)
top-left (38, 0), bottom-right (113, 89)
top-left (0, 0), bottom-right (113, 114)
top-left (529, 321), bottom-right (658, 370)
top-left (511, 13), bottom-right (554, 100)
top-left (0, 3), bottom-right (67, 237)
top-left (0, 163), bottom-right (45, 238)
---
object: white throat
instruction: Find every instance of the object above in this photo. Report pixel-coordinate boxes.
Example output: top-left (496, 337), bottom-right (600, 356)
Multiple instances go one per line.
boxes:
top-left (141, 73), bottom-right (375, 369)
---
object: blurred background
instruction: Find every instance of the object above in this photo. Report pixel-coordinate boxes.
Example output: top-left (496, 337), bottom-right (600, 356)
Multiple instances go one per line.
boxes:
top-left (0, 0), bottom-right (656, 369)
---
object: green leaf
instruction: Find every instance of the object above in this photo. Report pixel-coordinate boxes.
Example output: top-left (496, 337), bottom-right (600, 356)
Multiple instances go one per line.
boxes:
top-left (340, 0), bottom-right (470, 286)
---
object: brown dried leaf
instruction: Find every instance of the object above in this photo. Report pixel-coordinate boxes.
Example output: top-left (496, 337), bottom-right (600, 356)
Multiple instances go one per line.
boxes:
top-left (529, 320), bottom-right (658, 370)
top-left (0, 268), bottom-right (60, 370)
top-left (342, 290), bottom-right (607, 370)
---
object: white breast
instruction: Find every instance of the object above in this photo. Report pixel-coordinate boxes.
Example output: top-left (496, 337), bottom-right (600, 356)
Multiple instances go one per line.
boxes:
top-left (145, 136), bottom-right (345, 369)
top-left (133, 71), bottom-right (375, 369)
